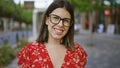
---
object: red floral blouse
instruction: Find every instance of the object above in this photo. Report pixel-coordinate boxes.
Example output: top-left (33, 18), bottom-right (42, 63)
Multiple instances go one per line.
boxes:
top-left (17, 42), bottom-right (87, 68)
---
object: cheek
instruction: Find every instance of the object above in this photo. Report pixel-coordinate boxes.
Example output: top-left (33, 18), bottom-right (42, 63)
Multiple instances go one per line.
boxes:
top-left (64, 27), bottom-right (70, 34)
top-left (46, 18), bottom-right (54, 26)
top-left (47, 22), bottom-right (54, 32)
top-left (46, 19), bottom-right (52, 29)
top-left (48, 25), bottom-right (52, 31)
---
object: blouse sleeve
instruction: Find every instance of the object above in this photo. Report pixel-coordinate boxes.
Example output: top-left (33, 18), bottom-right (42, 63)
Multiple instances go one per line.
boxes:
top-left (75, 43), bottom-right (87, 67)
top-left (17, 43), bottom-right (32, 67)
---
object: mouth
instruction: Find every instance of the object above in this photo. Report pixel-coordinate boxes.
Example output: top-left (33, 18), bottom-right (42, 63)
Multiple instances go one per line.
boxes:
top-left (54, 28), bottom-right (64, 35)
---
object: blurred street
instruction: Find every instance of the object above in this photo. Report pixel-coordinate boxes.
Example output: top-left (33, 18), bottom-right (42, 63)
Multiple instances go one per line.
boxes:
top-left (6, 31), bottom-right (120, 68)
top-left (75, 31), bottom-right (120, 68)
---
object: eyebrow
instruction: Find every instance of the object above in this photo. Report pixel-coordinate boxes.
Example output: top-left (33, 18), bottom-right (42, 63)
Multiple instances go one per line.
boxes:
top-left (50, 14), bottom-right (71, 19)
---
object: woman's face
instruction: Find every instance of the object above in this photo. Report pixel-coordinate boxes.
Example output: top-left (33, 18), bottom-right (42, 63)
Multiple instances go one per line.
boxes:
top-left (46, 8), bottom-right (71, 40)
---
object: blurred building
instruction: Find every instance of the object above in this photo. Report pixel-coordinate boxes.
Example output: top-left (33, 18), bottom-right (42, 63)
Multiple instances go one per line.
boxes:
top-left (29, 0), bottom-right (53, 36)
top-left (102, 0), bottom-right (120, 34)
top-left (24, 1), bottom-right (34, 10)
top-left (75, 0), bottom-right (120, 34)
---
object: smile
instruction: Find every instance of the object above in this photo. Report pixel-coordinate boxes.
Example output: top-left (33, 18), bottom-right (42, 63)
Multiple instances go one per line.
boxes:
top-left (54, 28), bottom-right (64, 35)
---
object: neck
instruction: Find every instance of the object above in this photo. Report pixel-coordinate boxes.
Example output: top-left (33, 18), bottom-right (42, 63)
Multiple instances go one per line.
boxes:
top-left (45, 39), bottom-right (66, 50)
top-left (48, 38), bottom-right (61, 45)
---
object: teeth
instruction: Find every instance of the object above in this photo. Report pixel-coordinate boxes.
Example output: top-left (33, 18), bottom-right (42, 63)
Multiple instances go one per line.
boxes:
top-left (55, 29), bottom-right (62, 33)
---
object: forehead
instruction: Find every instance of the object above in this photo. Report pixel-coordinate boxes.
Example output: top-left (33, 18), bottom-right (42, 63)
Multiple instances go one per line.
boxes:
top-left (51, 8), bottom-right (71, 18)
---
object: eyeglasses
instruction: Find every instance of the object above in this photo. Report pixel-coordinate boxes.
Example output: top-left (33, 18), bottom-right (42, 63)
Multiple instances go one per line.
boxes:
top-left (49, 14), bottom-right (72, 27)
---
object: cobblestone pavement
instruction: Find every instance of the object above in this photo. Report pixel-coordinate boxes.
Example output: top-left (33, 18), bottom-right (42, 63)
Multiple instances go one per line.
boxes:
top-left (7, 33), bottom-right (120, 68)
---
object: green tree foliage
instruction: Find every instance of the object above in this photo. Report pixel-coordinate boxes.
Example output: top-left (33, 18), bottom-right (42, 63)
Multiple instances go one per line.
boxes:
top-left (0, 44), bottom-right (16, 66)
top-left (0, 0), bottom-right (32, 24)
top-left (0, 0), bottom-right (15, 17)
top-left (69, 0), bottom-right (104, 12)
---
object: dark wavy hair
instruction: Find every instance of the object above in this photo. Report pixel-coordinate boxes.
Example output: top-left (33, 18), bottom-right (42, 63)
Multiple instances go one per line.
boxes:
top-left (36, 0), bottom-right (75, 50)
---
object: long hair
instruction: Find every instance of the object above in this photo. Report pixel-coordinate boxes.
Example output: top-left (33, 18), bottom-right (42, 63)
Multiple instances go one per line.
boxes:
top-left (36, 0), bottom-right (75, 50)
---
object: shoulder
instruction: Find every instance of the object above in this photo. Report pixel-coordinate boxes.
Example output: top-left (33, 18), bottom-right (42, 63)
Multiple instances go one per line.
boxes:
top-left (22, 42), bottom-right (44, 50)
top-left (74, 43), bottom-right (86, 51)
top-left (18, 42), bottom-right (45, 55)
top-left (17, 42), bottom-right (44, 59)
top-left (17, 42), bottom-right (45, 66)
top-left (66, 42), bottom-right (87, 66)
top-left (74, 42), bottom-right (87, 57)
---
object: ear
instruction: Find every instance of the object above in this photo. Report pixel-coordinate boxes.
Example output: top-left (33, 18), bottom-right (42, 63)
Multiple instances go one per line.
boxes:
top-left (45, 16), bottom-right (49, 25)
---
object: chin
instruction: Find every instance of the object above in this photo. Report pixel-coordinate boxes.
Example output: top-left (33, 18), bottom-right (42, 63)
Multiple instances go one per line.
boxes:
top-left (52, 35), bottom-right (64, 40)
top-left (53, 36), bottom-right (62, 40)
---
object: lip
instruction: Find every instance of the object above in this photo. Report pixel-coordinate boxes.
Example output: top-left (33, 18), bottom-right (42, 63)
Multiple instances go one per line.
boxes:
top-left (54, 27), bottom-right (64, 35)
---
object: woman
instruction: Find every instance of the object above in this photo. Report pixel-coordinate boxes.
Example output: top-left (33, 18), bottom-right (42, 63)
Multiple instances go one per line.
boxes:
top-left (17, 0), bottom-right (87, 68)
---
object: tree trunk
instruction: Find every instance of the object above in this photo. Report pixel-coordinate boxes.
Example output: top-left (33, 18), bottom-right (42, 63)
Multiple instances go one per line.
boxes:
top-left (88, 11), bottom-right (93, 46)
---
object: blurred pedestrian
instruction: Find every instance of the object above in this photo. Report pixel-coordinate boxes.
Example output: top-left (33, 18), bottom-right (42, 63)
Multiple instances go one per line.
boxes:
top-left (17, 0), bottom-right (87, 68)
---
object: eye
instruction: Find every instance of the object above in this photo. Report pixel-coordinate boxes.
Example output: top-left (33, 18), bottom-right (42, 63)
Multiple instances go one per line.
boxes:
top-left (64, 19), bottom-right (71, 23)
top-left (52, 16), bottom-right (60, 20)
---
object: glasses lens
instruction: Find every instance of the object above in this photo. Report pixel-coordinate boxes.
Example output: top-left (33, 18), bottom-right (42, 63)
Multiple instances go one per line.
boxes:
top-left (63, 19), bottom-right (71, 26)
top-left (50, 14), bottom-right (60, 24)
top-left (49, 14), bottom-right (71, 27)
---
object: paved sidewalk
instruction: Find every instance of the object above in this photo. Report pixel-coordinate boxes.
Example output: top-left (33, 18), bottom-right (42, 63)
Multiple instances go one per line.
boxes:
top-left (75, 33), bottom-right (120, 68)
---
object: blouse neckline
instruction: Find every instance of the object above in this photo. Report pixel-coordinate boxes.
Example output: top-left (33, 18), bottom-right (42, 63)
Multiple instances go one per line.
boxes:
top-left (43, 43), bottom-right (69, 68)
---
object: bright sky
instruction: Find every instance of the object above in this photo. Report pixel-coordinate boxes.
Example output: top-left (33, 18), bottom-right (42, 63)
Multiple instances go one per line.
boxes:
top-left (13, 0), bottom-right (53, 8)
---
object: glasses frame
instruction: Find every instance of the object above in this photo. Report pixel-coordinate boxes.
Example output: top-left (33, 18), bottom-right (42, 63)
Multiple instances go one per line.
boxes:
top-left (49, 14), bottom-right (72, 27)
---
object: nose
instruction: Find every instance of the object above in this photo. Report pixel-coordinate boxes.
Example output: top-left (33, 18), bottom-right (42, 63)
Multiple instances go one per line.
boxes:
top-left (57, 20), bottom-right (64, 26)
